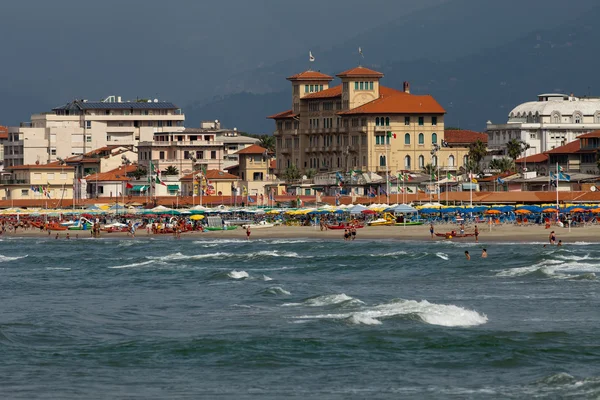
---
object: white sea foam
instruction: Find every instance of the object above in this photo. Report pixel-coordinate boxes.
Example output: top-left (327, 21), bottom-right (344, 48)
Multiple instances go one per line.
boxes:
top-left (0, 254), bottom-right (28, 263)
top-left (372, 251), bottom-right (408, 257)
top-left (193, 239), bottom-right (244, 245)
top-left (228, 270), bottom-right (249, 279)
top-left (497, 259), bottom-right (600, 278)
top-left (109, 260), bottom-right (155, 269)
top-left (305, 294), bottom-right (364, 307)
top-left (264, 286), bottom-right (291, 295)
top-left (262, 275), bottom-right (273, 281)
top-left (347, 314), bottom-right (382, 325)
top-left (294, 298), bottom-right (488, 327)
top-left (436, 252), bottom-right (449, 260)
top-left (46, 267), bottom-right (71, 271)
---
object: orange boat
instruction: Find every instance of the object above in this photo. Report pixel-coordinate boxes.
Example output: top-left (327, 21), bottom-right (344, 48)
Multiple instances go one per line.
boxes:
top-left (45, 222), bottom-right (67, 231)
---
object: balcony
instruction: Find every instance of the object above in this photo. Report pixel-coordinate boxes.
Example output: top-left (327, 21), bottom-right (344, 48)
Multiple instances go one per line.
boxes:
top-left (280, 147), bottom-right (291, 154)
top-left (374, 125), bottom-right (389, 132)
top-left (1, 179), bottom-right (29, 185)
top-left (138, 140), bottom-right (223, 147)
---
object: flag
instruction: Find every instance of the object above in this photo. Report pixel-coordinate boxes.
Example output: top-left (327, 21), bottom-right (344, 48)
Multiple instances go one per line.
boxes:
top-left (31, 186), bottom-right (36, 193)
top-left (126, 182), bottom-right (133, 189)
top-left (398, 173), bottom-right (404, 182)
top-left (270, 187), bottom-right (275, 201)
top-left (368, 186), bottom-right (376, 197)
top-left (156, 176), bottom-right (166, 186)
top-left (447, 173), bottom-right (456, 181)
top-left (558, 165), bottom-right (563, 172)
top-left (379, 187), bottom-right (387, 196)
top-left (386, 131), bottom-right (396, 139)
top-left (296, 196), bottom-right (303, 207)
top-left (417, 189), bottom-right (425, 193)
top-left (242, 185), bottom-right (248, 196)
top-left (431, 172), bottom-right (437, 181)
top-left (471, 177), bottom-right (478, 183)
top-left (407, 188), bottom-right (414, 193)
top-left (201, 166), bottom-right (207, 176)
top-left (497, 177), bottom-right (505, 184)
top-left (358, 47), bottom-right (364, 58)
top-left (309, 51), bottom-right (315, 62)
top-left (559, 172), bottom-right (571, 182)
top-left (405, 173), bottom-right (412, 181)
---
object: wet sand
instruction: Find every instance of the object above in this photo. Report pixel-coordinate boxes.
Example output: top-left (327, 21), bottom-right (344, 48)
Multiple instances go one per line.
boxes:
top-left (5, 224), bottom-right (599, 243)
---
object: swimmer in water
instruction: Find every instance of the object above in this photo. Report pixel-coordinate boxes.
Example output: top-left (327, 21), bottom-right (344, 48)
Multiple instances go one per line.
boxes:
top-left (557, 240), bottom-right (562, 247)
top-left (465, 250), bottom-right (470, 260)
top-left (481, 248), bottom-right (487, 258)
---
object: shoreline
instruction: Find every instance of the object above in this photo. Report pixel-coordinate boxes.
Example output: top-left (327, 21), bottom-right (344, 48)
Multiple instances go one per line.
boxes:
top-left (3, 224), bottom-right (599, 243)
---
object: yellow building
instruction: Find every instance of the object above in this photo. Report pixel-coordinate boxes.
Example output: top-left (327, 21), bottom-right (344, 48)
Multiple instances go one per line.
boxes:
top-left (269, 66), bottom-right (469, 177)
top-left (1, 164), bottom-right (75, 200)
top-left (180, 169), bottom-right (239, 197)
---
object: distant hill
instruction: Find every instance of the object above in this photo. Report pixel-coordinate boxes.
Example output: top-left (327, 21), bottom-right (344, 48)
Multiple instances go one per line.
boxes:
top-left (187, 2), bottom-right (600, 133)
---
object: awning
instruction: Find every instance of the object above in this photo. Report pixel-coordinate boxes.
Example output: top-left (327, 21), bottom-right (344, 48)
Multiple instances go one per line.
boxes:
top-left (131, 185), bottom-right (147, 191)
top-left (167, 185), bottom-right (179, 191)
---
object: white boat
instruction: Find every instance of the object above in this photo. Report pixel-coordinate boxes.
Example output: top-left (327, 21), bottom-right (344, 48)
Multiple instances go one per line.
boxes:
top-left (241, 221), bottom-right (275, 229)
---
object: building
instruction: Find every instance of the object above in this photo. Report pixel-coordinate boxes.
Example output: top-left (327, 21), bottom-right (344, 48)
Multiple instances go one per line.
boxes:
top-left (230, 144), bottom-right (277, 197)
top-left (545, 130), bottom-right (600, 175)
top-left (487, 93), bottom-right (600, 158)
top-left (0, 126), bottom-right (7, 171)
top-left (180, 169), bottom-right (239, 197)
top-left (85, 164), bottom-right (138, 199)
top-left (5, 96), bottom-right (184, 167)
top-left (137, 129), bottom-right (224, 179)
top-left (1, 164), bottom-right (74, 200)
top-left (269, 66), bottom-right (469, 177)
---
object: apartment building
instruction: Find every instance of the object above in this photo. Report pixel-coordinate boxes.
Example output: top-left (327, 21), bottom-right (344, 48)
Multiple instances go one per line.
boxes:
top-left (5, 95), bottom-right (184, 167)
top-left (1, 164), bottom-right (74, 200)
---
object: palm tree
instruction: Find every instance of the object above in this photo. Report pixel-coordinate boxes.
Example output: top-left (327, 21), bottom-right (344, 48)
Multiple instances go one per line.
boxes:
top-left (282, 165), bottom-right (301, 182)
top-left (506, 139), bottom-right (530, 162)
top-left (422, 163), bottom-right (436, 177)
top-left (258, 135), bottom-right (275, 153)
top-left (489, 157), bottom-right (515, 173)
top-left (163, 166), bottom-right (179, 176)
top-left (305, 168), bottom-right (317, 179)
top-left (129, 167), bottom-right (147, 179)
top-left (468, 139), bottom-right (487, 168)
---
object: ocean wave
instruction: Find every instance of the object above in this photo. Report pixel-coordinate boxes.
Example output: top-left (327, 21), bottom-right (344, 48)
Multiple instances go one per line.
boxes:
top-left (109, 260), bottom-right (155, 269)
top-left (0, 254), bottom-right (28, 263)
top-left (293, 298), bottom-right (488, 327)
top-left (497, 260), bottom-right (600, 279)
top-left (305, 294), bottom-right (364, 307)
top-left (370, 251), bottom-right (408, 257)
top-left (45, 267), bottom-right (71, 271)
top-left (436, 252), bottom-right (449, 260)
top-left (261, 286), bottom-right (291, 296)
top-left (228, 270), bottom-right (249, 279)
top-left (147, 250), bottom-right (310, 262)
top-left (262, 275), bottom-right (273, 281)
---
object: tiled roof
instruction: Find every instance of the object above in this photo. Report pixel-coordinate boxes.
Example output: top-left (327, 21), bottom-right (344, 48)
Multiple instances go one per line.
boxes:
top-left (270, 160), bottom-right (276, 169)
top-left (444, 129), bottom-right (488, 144)
top-left (0, 126), bottom-right (7, 140)
top-left (287, 70), bottom-right (333, 81)
top-left (235, 144), bottom-right (267, 155)
top-left (339, 86), bottom-right (445, 115)
top-left (84, 145), bottom-right (125, 156)
top-left (544, 140), bottom-right (581, 154)
top-left (336, 66), bottom-right (384, 78)
top-left (577, 130), bottom-right (600, 138)
top-left (6, 164), bottom-right (74, 171)
top-left (303, 85), bottom-right (342, 99)
top-left (267, 110), bottom-right (297, 120)
top-left (53, 100), bottom-right (178, 111)
top-left (85, 165), bottom-right (138, 182)
top-left (181, 169), bottom-right (239, 181)
top-left (515, 153), bottom-right (549, 163)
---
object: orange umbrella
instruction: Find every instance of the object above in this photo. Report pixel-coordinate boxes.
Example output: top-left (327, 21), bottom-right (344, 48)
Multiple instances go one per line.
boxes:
top-left (542, 208), bottom-right (558, 213)
top-left (484, 209), bottom-right (501, 214)
top-left (515, 209), bottom-right (531, 214)
top-left (591, 208), bottom-right (600, 214)
top-left (569, 208), bottom-right (586, 213)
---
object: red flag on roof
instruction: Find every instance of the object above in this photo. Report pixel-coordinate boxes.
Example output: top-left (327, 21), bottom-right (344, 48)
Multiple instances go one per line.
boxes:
top-left (126, 182), bottom-right (133, 189)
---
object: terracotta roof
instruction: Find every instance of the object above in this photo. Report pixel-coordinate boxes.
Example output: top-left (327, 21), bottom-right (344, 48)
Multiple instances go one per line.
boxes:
top-left (544, 140), bottom-right (581, 154)
top-left (181, 169), bottom-right (239, 181)
top-left (336, 66), bottom-right (384, 78)
top-left (303, 85), bottom-right (342, 99)
top-left (6, 164), bottom-right (74, 171)
top-left (577, 130), bottom-right (600, 138)
top-left (515, 153), bottom-right (549, 163)
top-left (270, 160), bottom-right (276, 169)
top-left (0, 126), bottom-right (8, 140)
top-left (444, 129), bottom-right (488, 144)
top-left (267, 110), bottom-right (297, 120)
top-left (235, 144), bottom-right (267, 155)
top-left (84, 145), bottom-right (125, 157)
top-left (287, 70), bottom-right (333, 81)
top-left (85, 165), bottom-right (137, 182)
top-left (339, 86), bottom-right (445, 115)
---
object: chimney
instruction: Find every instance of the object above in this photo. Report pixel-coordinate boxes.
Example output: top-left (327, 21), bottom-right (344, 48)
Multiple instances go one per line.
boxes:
top-left (403, 81), bottom-right (410, 94)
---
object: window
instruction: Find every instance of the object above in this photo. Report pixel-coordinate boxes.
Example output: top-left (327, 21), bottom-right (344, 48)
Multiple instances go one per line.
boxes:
top-left (60, 173), bottom-right (67, 180)
top-left (379, 155), bottom-right (386, 167)
top-left (320, 85), bottom-right (323, 91)
top-left (418, 117), bottom-right (424, 126)
top-left (361, 135), bottom-right (367, 145)
top-left (323, 101), bottom-right (333, 111)
top-left (596, 113), bottom-right (600, 123)
top-left (573, 112), bottom-right (582, 124)
top-left (432, 133), bottom-right (437, 144)
top-left (432, 116), bottom-right (437, 126)
top-left (354, 82), bottom-right (359, 90)
top-left (375, 117), bottom-right (380, 126)
top-left (157, 121), bottom-right (163, 127)
top-left (448, 155), bottom-right (455, 167)
top-left (552, 112), bottom-right (561, 124)
top-left (211, 151), bottom-right (216, 159)
top-left (21, 189), bottom-right (29, 196)
top-left (405, 116), bottom-right (410, 125)
top-left (167, 121), bottom-right (173, 127)
top-left (86, 135), bottom-right (92, 143)
top-left (359, 82), bottom-right (364, 90)
top-left (404, 133), bottom-right (410, 145)
top-left (343, 82), bottom-right (349, 91)
top-left (47, 173), bottom-right (55, 180)
top-left (50, 148), bottom-right (57, 155)
top-left (159, 151), bottom-right (165, 160)
top-left (385, 117), bottom-right (390, 126)
top-left (85, 121), bottom-right (91, 129)
top-left (305, 85), bottom-right (309, 93)
top-left (418, 155), bottom-right (424, 168)
top-left (405, 155), bottom-right (411, 169)
top-left (418, 133), bottom-right (424, 144)
top-left (370, 82), bottom-right (374, 90)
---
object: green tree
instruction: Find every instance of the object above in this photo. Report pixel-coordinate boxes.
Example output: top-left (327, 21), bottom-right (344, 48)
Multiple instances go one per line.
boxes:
top-left (282, 165), bottom-right (301, 182)
top-left (305, 168), bottom-right (317, 179)
top-left (489, 157), bottom-right (515, 173)
top-left (129, 167), bottom-right (147, 179)
top-left (467, 139), bottom-right (488, 172)
top-left (506, 139), bottom-right (530, 161)
top-left (258, 135), bottom-right (275, 153)
top-left (163, 166), bottom-right (179, 176)
top-left (422, 163), bottom-right (436, 176)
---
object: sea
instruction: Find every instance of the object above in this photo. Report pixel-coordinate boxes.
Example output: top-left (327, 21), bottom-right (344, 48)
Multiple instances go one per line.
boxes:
top-left (0, 236), bottom-right (599, 399)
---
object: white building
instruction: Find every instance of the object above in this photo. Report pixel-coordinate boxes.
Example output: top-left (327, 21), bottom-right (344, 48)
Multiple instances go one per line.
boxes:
top-left (487, 93), bottom-right (600, 157)
top-left (5, 95), bottom-right (184, 167)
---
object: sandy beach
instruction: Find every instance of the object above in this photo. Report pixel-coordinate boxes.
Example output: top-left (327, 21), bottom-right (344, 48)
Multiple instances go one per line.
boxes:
top-left (5, 223), bottom-right (599, 243)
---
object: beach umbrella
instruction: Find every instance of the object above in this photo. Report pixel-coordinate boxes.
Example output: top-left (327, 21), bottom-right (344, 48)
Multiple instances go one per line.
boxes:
top-left (515, 209), bottom-right (531, 215)
top-left (591, 208), bottom-right (600, 214)
top-left (484, 209), bottom-right (502, 214)
top-left (542, 208), bottom-right (558, 213)
top-left (569, 207), bottom-right (586, 213)
top-left (361, 209), bottom-right (377, 215)
top-left (190, 215), bottom-right (205, 220)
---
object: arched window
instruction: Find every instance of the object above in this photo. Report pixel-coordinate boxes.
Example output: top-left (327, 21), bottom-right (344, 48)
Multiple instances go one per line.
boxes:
top-left (432, 133), bottom-right (437, 144)
top-left (432, 155), bottom-right (437, 167)
top-left (418, 155), bottom-right (425, 168)
top-left (405, 155), bottom-right (411, 169)
top-left (448, 155), bottom-right (455, 167)
top-left (573, 112), bottom-right (582, 124)
top-left (375, 117), bottom-right (380, 126)
top-left (463, 155), bottom-right (468, 166)
top-left (552, 112), bottom-right (561, 124)
top-left (418, 133), bottom-right (424, 144)
top-left (385, 117), bottom-right (390, 126)
top-left (379, 154), bottom-right (386, 167)
top-left (404, 133), bottom-right (410, 145)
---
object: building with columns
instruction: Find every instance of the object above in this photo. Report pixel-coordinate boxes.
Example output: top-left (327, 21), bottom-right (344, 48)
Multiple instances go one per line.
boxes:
top-left (269, 66), bottom-right (468, 177)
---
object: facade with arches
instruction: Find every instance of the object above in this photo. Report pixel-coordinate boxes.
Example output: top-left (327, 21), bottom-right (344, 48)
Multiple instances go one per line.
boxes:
top-left (270, 66), bottom-right (470, 176)
top-left (487, 93), bottom-right (600, 158)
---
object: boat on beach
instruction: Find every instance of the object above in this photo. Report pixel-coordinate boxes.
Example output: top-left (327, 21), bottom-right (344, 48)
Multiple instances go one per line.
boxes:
top-left (326, 223), bottom-right (364, 230)
top-left (435, 232), bottom-right (475, 239)
top-left (241, 221), bottom-right (275, 229)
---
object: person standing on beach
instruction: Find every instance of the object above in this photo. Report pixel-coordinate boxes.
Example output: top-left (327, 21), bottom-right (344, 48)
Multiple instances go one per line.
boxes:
top-left (246, 226), bottom-right (251, 240)
top-left (430, 223), bottom-right (434, 239)
top-left (474, 225), bottom-right (479, 243)
top-left (549, 231), bottom-right (556, 245)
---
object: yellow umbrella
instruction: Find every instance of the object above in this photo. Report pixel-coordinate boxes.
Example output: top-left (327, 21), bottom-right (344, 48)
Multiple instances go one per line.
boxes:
top-left (190, 215), bottom-right (205, 220)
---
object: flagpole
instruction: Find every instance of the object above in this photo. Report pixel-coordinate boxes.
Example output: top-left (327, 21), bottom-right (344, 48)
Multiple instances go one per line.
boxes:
top-left (386, 134), bottom-right (390, 205)
top-left (556, 162), bottom-right (559, 221)
top-left (469, 170), bottom-right (473, 208)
